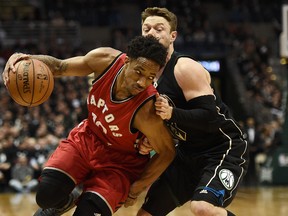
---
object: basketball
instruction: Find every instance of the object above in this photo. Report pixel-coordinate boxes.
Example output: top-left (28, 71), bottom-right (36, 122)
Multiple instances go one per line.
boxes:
top-left (6, 58), bottom-right (54, 107)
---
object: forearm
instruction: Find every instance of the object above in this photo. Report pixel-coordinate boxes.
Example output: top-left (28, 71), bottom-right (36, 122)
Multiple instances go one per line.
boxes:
top-left (129, 149), bottom-right (175, 197)
top-left (31, 55), bottom-right (67, 77)
top-left (6, 52), bottom-right (65, 77)
top-left (169, 95), bottom-right (221, 132)
top-left (9, 52), bottom-right (91, 77)
top-left (33, 55), bottom-right (94, 77)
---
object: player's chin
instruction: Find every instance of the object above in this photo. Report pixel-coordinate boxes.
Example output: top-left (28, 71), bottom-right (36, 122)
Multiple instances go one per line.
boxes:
top-left (131, 87), bottom-right (144, 95)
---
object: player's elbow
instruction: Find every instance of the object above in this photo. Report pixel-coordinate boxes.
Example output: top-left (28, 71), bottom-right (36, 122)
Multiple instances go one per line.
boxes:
top-left (155, 142), bottom-right (175, 164)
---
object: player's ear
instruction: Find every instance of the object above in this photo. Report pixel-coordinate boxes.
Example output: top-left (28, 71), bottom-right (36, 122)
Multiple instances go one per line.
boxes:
top-left (124, 56), bottom-right (130, 64)
top-left (170, 31), bottom-right (177, 43)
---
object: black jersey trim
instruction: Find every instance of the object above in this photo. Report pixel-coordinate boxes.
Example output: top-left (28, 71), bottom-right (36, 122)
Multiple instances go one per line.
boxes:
top-left (129, 95), bottom-right (156, 134)
top-left (91, 52), bottom-right (123, 85)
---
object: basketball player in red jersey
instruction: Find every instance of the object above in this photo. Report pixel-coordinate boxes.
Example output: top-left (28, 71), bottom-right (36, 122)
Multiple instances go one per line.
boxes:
top-left (2, 36), bottom-right (175, 216)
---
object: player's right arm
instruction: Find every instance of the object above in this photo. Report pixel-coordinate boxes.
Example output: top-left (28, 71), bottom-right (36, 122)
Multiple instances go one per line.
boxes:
top-left (2, 48), bottom-right (121, 85)
top-left (33, 47), bottom-right (121, 78)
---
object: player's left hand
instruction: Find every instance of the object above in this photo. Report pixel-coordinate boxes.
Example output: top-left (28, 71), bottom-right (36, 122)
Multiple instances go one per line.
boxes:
top-left (124, 193), bottom-right (138, 207)
top-left (137, 136), bottom-right (153, 155)
top-left (155, 93), bottom-right (173, 120)
top-left (2, 53), bottom-right (30, 86)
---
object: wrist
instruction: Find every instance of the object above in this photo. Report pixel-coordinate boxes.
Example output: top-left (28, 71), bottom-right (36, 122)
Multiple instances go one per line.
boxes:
top-left (128, 184), bottom-right (142, 198)
top-left (167, 106), bottom-right (173, 120)
top-left (128, 193), bottom-right (138, 199)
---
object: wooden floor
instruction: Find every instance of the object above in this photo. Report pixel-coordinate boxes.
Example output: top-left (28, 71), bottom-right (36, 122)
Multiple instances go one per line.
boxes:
top-left (0, 186), bottom-right (288, 216)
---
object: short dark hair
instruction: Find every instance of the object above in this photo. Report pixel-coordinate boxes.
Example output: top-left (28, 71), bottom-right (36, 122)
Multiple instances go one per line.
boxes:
top-left (126, 35), bottom-right (167, 68)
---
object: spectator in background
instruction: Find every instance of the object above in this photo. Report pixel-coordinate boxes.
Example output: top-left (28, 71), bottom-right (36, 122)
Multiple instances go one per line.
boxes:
top-left (0, 129), bottom-right (18, 192)
top-left (242, 117), bottom-right (261, 186)
top-left (9, 153), bottom-right (38, 193)
top-left (0, 136), bottom-right (12, 191)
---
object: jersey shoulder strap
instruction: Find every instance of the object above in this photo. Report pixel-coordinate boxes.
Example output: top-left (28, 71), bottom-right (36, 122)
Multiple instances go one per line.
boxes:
top-left (162, 51), bottom-right (192, 78)
top-left (168, 51), bottom-right (192, 66)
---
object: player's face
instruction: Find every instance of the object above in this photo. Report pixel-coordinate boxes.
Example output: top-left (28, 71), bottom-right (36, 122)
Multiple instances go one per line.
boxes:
top-left (124, 57), bottom-right (159, 95)
top-left (142, 16), bottom-right (176, 49)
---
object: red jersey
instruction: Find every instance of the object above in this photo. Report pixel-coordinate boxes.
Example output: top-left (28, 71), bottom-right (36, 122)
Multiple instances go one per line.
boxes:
top-left (86, 53), bottom-right (157, 153)
top-left (45, 53), bottom-right (158, 213)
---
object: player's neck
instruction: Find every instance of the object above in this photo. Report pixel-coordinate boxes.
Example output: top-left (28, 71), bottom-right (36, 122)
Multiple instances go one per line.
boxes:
top-left (167, 46), bottom-right (174, 61)
top-left (154, 46), bottom-right (173, 82)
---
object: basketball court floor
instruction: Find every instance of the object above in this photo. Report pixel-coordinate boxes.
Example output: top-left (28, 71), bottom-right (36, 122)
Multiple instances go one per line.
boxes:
top-left (0, 186), bottom-right (287, 216)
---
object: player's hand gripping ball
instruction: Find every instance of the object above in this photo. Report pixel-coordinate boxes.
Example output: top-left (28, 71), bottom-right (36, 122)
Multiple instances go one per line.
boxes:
top-left (6, 58), bottom-right (54, 107)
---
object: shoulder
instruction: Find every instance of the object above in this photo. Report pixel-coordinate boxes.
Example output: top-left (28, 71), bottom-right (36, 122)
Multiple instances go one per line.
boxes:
top-left (136, 98), bottom-right (156, 120)
top-left (174, 57), bottom-right (210, 82)
top-left (173, 56), bottom-right (213, 99)
top-left (133, 98), bottom-right (162, 129)
top-left (175, 57), bottom-right (206, 74)
top-left (85, 47), bottom-right (123, 75)
top-left (86, 47), bottom-right (122, 61)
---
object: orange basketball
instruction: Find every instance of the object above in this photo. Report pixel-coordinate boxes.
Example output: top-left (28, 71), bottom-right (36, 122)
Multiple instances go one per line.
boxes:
top-left (6, 58), bottom-right (54, 107)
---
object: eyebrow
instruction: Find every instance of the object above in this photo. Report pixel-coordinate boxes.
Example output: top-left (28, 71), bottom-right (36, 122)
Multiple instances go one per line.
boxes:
top-left (135, 65), bottom-right (156, 76)
top-left (143, 23), bottom-right (165, 27)
top-left (135, 65), bottom-right (145, 71)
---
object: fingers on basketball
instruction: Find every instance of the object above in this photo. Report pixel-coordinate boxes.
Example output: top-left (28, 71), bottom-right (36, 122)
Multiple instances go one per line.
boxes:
top-left (6, 58), bottom-right (54, 107)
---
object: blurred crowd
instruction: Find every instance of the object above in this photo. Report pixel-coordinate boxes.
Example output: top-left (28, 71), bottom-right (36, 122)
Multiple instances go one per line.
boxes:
top-left (0, 0), bottom-right (287, 192)
top-left (0, 75), bottom-right (89, 192)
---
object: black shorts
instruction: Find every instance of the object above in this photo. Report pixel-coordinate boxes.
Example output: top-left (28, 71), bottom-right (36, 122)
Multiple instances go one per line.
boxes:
top-left (142, 139), bottom-right (248, 216)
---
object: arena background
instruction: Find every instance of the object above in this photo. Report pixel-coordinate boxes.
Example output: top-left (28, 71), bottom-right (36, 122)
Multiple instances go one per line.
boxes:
top-left (0, 0), bottom-right (288, 215)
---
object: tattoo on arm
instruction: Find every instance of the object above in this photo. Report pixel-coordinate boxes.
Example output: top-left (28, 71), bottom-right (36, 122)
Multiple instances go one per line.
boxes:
top-left (33, 55), bottom-right (67, 76)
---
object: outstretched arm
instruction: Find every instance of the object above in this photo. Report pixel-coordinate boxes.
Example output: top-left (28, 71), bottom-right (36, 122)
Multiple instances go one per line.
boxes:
top-left (2, 47), bottom-right (121, 85)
